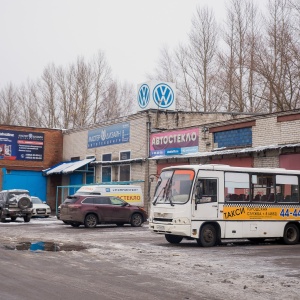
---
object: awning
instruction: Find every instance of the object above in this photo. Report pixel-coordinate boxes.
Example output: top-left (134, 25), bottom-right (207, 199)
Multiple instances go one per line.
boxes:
top-left (43, 158), bottom-right (95, 176)
top-left (148, 143), bottom-right (300, 160)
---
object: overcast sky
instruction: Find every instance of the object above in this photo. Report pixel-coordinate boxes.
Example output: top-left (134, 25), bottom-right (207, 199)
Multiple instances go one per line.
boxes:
top-left (1, 0), bottom-right (240, 88)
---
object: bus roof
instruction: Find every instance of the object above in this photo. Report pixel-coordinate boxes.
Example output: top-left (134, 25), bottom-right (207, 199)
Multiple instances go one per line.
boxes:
top-left (162, 164), bottom-right (300, 175)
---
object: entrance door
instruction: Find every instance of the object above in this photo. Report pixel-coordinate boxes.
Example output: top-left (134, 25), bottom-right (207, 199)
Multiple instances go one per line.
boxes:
top-left (192, 170), bottom-right (223, 220)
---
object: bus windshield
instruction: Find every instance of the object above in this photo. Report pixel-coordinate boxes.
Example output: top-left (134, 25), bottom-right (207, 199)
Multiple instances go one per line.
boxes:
top-left (153, 169), bottom-right (195, 205)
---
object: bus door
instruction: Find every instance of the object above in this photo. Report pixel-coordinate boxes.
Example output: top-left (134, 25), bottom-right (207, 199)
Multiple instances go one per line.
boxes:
top-left (192, 171), bottom-right (223, 220)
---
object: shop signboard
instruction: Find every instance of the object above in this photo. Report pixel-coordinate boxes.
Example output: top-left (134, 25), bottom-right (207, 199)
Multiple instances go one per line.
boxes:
top-left (88, 122), bottom-right (130, 149)
top-left (150, 128), bottom-right (199, 157)
top-left (0, 130), bottom-right (44, 161)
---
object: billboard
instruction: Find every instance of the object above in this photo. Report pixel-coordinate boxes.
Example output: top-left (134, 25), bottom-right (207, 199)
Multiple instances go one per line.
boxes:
top-left (0, 130), bottom-right (44, 161)
top-left (88, 122), bottom-right (130, 149)
top-left (150, 128), bottom-right (199, 157)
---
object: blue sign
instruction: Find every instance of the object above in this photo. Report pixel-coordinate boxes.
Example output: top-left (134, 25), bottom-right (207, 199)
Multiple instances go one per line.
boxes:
top-left (153, 83), bottom-right (174, 108)
top-left (88, 122), bottom-right (130, 148)
top-left (138, 84), bottom-right (150, 108)
top-left (0, 130), bottom-right (44, 161)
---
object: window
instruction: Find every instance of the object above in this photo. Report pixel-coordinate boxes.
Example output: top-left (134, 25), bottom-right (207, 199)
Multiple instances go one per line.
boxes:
top-left (94, 197), bottom-right (111, 204)
top-left (102, 166), bottom-right (111, 182)
top-left (71, 156), bottom-right (80, 161)
top-left (82, 198), bottom-right (94, 204)
top-left (102, 154), bottom-right (112, 161)
top-left (276, 175), bottom-right (299, 203)
top-left (120, 165), bottom-right (130, 181)
top-left (225, 172), bottom-right (250, 202)
top-left (110, 197), bottom-right (125, 206)
top-left (251, 174), bottom-right (274, 202)
top-left (197, 178), bottom-right (217, 203)
top-left (119, 151), bottom-right (131, 181)
top-left (120, 151), bottom-right (130, 160)
top-left (214, 127), bottom-right (252, 148)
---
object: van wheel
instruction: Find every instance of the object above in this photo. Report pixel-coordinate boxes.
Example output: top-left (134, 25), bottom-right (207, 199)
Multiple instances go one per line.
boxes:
top-left (130, 213), bottom-right (143, 227)
top-left (197, 224), bottom-right (217, 247)
top-left (282, 223), bottom-right (299, 245)
top-left (84, 214), bottom-right (98, 228)
top-left (165, 234), bottom-right (183, 244)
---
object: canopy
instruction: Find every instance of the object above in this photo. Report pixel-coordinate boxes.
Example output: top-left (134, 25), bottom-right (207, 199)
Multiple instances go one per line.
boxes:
top-left (43, 158), bottom-right (95, 176)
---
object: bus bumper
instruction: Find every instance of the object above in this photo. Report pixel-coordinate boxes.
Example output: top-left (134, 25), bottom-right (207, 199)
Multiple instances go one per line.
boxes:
top-left (149, 222), bottom-right (191, 236)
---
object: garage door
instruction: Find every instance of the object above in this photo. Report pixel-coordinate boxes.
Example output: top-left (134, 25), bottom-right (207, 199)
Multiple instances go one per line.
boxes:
top-left (2, 169), bottom-right (47, 201)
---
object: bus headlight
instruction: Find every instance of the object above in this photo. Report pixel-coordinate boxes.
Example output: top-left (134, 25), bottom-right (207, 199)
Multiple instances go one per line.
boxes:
top-left (173, 217), bottom-right (190, 225)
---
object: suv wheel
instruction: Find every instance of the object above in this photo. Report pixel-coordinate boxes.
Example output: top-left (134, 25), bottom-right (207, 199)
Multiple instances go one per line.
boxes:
top-left (23, 215), bottom-right (31, 223)
top-left (84, 214), bottom-right (98, 228)
top-left (130, 213), bottom-right (143, 227)
top-left (0, 211), bottom-right (6, 222)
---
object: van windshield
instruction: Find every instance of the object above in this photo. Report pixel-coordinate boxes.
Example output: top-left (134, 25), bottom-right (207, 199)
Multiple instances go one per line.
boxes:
top-left (153, 169), bottom-right (195, 205)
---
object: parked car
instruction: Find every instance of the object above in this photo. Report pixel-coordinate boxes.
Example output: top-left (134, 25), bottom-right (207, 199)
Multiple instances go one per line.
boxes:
top-left (0, 189), bottom-right (32, 222)
top-left (60, 195), bottom-right (148, 228)
top-left (31, 196), bottom-right (51, 218)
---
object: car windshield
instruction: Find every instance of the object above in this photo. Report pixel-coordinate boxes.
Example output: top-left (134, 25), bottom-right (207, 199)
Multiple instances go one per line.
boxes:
top-left (31, 197), bottom-right (43, 204)
top-left (153, 169), bottom-right (195, 205)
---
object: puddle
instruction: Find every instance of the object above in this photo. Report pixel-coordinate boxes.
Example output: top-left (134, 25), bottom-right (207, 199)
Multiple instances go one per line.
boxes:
top-left (4, 241), bottom-right (87, 252)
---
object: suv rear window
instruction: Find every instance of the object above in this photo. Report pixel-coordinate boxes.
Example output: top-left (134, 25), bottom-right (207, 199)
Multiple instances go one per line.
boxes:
top-left (63, 196), bottom-right (79, 204)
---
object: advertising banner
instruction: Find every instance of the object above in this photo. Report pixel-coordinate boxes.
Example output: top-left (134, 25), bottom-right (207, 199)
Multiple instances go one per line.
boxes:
top-left (223, 204), bottom-right (300, 221)
top-left (150, 128), bottom-right (199, 157)
top-left (0, 130), bottom-right (44, 161)
top-left (88, 122), bottom-right (130, 149)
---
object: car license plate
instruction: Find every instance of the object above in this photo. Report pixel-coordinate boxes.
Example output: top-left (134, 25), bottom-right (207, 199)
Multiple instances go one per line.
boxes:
top-left (156, 225), bottom-right (165, 231)
top-left (37, 209), bottom-right (46, 213)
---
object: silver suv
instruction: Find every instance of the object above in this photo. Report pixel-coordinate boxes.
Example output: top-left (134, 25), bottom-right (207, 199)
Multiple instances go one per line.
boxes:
top-left (0, 189), bottom-right (33, 222)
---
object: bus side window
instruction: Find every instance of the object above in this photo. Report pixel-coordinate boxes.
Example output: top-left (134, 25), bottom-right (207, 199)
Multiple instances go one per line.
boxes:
top-left (195, 178), bottom-right (217, 203)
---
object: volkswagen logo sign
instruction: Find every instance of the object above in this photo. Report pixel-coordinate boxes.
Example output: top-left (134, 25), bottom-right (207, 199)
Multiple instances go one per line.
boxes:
top-left (153, 83), bottom-right (174, 108)
top-left (138, 84), bottom-right (150, 109)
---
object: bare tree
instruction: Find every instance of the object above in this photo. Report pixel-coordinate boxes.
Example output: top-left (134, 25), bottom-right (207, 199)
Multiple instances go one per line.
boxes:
top-left (254, 0), bottom-right (300, 111)
top-left (38, 64), bottom-right (59, 128)
top-left (0, 83), bottom-right (21, 125)
top-left (17, 80), bottom-right (42, 127)
top-left (219, 0), bottom-right (264, 112)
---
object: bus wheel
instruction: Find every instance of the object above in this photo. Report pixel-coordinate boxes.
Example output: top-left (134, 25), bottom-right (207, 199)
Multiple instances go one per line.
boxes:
top-left (197, 224), bottom-right (217, 247)
top-left (283, 224), bottom-right (299, 245)
top-left (165, 234), bottom-right (183, 244)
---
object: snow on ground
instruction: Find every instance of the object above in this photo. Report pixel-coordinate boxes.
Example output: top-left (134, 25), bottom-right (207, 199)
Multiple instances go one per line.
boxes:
top-left (0, 218), bottom-right (299, 299)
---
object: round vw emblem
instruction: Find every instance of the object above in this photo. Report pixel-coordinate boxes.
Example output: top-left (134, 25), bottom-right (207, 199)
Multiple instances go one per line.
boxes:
top-left (153, 83), bottom-right (174, 108)
top-left (138, 84), bottom-right (150, 108)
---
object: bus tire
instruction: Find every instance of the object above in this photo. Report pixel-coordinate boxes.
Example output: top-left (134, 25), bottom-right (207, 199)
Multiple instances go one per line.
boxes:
top-left (282, 223), bottom-right (299, 245)
top-left (197, 224), bottom-right (217, 247)
top-left (165, 234), bottom-right (183, 244)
